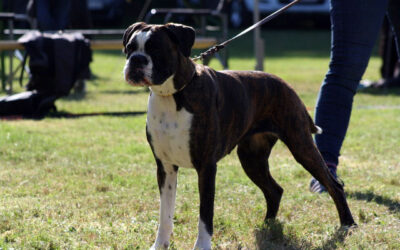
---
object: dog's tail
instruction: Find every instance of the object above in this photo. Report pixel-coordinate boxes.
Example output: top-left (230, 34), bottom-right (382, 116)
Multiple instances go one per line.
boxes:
top-left (308, 114), bottom-right (323, 134)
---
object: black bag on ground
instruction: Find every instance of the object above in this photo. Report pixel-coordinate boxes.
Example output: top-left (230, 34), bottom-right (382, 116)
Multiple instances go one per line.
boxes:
top-left (0, 91), bottom-right (57, 117)
top-left (0, 31), bottom-right (92, 118)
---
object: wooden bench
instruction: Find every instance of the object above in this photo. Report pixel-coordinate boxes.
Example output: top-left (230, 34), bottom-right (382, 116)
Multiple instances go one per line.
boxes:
top-left (2, 28), bottom-right (218, 50)
top-left (0, 37), bottom-right (217, 51)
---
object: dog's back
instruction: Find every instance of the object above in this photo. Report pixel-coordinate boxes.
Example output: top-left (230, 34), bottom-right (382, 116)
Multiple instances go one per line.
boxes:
top-left (185, 65), bottom-right (320, 159)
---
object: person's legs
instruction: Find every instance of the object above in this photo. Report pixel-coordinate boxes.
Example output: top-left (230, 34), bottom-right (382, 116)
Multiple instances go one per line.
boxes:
top-left (36, 0), bottom-right (70, 30)
top-left (311, 0), bottom-right (389, 192)
top-left (384, 0), bottom-right (400, 88)
top-left (387, 0), bottom-right (400, 58)
top-left (53, 0), bottom-right (71, 30)
top-left (36, 0), bottom-right (56, 30)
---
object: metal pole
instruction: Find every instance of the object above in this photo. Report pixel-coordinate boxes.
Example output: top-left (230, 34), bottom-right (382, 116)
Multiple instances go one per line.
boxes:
top-left (1, 52), bottom-right (5, 91)
top-left (7, 19), bottom-right (14, 93)
top-left (221, 13), bottom-right (229, 68)
top-left (253, 0), bottom-right (264, 71)
top-left (137, 0), bottom-right (152, 21)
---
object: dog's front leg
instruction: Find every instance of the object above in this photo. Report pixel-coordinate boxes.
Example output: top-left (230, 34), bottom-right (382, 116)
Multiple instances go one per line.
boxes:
top-left (151, 160), bottom-right (178, 250)
top-left (194, 164), bottom-right (217, 250)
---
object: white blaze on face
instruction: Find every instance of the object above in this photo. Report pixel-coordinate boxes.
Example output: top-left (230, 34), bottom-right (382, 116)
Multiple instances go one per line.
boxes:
top-left (134, 30), bottom-right (151, 51)
top-left (123, 30), bottom-right (154, 85)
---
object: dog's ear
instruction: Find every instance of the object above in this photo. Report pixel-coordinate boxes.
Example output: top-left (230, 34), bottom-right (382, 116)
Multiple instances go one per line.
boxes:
top-left (164, 23), bottom-right (195, 57)
top-left (123, 22), bottom-right (146, 54)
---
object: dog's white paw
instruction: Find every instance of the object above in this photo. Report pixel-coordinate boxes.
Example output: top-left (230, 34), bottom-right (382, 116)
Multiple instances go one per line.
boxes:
top-left (193, 237), bottom-right (211, 250)
top-left (193, 244), bottom-right (211, 250)
top-left (193, 219), bottom-right (212, 250)
top-left (150, 241), bottom-right (169, 250)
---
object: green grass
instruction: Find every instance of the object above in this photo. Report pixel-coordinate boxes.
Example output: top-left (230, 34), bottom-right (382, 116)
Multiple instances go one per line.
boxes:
top-left (1, 30), bottom-right (399, 249)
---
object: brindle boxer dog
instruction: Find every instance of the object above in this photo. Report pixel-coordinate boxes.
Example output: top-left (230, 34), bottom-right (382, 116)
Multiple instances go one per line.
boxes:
top-left (122, 22), bottom-right (356, 249)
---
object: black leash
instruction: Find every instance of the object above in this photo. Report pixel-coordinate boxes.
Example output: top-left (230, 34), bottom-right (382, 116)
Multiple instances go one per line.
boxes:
top-left (192, 0), bottom-right (301, 61)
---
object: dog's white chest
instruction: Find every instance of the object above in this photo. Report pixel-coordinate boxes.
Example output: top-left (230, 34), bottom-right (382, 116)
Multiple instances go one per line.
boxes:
top-left (147, 93), bottom-right (194, 168)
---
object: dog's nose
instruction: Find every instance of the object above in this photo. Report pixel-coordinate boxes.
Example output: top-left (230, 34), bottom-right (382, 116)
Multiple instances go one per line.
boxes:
top-left (130, 54), bottom-right (149, 68)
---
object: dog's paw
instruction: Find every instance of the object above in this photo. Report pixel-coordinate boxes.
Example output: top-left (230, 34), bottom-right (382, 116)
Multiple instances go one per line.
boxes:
top-left (193, 241), bottom-right (211, 250)
top-left (150, 242), bottom-right (169, 250)
top-left (340, 223), bottom-right (358, 231)
top-left (193, 246), bottom-right (211, 250)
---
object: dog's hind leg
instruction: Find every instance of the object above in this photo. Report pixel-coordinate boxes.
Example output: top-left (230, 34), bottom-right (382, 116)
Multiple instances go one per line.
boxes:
top-left (151, 160), bottom-right (179, 250)
top-left (281, 131), bottom-right (355, 226)
top-left (237, 133), bottom-right (284, 220)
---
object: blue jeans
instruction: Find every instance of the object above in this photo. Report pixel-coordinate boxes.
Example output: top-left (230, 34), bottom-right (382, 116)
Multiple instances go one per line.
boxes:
top-left (36, 0), bottom-right (71, 31)
top-left (315, 0), bottom-right (396, 166)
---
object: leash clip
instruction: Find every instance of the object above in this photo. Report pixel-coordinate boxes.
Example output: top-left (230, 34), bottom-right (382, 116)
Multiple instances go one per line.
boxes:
top-left (193, 44), bottom-right (225, 62)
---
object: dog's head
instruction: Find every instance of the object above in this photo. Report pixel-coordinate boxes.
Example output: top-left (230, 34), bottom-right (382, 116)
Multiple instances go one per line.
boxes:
top-left (122, 22), bottom-right (195, 87)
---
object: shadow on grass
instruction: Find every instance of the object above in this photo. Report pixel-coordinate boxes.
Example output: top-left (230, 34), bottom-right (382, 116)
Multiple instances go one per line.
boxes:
top-left (346, 190), bottom-right (400, 214)
top-left (255, 219), bottom-right (353, 250)
top-left (62, 91), bottom-right (87, 101)
top-left (99, 88), bottom-right (149, 95)
top-left (62, 85), bottom-right (148, 102)
top-left (358, 87), bottom-right (400, 96)
top-left (254, 219), bottom-right (312, 249)
top-left (0, 111), bottom-right (146, 120)
top-left (48, 110), bottom-right (146, 119)
top-left (321, 227), bottom-right (354, 250)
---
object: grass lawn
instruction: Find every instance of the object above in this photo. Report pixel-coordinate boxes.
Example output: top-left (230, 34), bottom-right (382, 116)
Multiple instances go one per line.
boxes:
top-left (1, 30), bottom-right (399, 249)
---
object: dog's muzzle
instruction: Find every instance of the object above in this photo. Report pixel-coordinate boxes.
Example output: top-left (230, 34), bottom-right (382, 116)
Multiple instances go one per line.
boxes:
top-left (125, 54), bottom-right (151, 85)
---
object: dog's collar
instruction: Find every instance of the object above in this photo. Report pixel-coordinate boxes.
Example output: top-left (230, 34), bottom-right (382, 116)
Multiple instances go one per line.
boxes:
top-left (154, 81), bottom-right (189, 97)
top-left (150, 70), bottom-right (196, 97)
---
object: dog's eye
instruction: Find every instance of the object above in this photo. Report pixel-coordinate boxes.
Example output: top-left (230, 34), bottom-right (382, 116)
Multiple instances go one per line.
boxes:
top-left (126, 43), bottom-right (137, 55)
